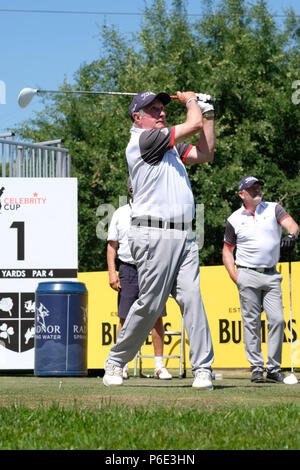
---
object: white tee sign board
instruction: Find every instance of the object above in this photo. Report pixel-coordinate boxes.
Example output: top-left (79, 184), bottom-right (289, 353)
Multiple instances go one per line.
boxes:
top-left (0, 178), bottom-right (78, 369)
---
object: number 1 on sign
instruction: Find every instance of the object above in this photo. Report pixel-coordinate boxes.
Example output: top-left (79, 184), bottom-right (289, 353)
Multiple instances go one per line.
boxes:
top-left (10, 221), bottom-right (25, 260)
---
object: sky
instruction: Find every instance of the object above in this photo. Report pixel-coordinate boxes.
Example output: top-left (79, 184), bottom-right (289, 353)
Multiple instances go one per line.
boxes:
top-left (0, 0), bottom-right (299, 136)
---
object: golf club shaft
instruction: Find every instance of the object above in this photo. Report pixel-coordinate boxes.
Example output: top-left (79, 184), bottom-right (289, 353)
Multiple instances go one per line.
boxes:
top-left (37, 89), bottom-right (216, 103)
top-left (37, 89), bottom-right (138, 97)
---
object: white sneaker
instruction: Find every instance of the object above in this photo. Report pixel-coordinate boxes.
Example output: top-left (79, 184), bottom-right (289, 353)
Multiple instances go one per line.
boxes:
top-left (103, 362), bottom-right (123, 387)
top-left (154, 367), bottom-right (172, 380)
top-left (123, 367), bottom-right (129, 380)
top-left (192, 371), bottom-right (213, 390)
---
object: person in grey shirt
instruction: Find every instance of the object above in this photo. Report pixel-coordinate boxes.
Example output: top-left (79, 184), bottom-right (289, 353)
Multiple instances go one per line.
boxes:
top-left (223, 176), bottom-right (299, 383)
top-left (103, 90), bottom-right (216, 390)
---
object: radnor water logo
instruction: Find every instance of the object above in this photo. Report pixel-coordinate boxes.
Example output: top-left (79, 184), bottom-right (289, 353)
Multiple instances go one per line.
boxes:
top-left (35, 302), bottom-right (61, 340)
top-left (35, 302), bottom-right (87, 341)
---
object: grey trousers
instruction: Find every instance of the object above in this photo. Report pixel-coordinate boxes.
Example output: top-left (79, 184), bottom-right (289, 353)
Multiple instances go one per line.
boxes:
top-left (236, 267), bottom-right (285, 373)
top-left (106, 226), bottom-right (214, 374)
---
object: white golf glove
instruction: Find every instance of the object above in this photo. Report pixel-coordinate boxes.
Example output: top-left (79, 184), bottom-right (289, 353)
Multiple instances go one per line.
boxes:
top-left (196, 93), bottom-right (214, 114)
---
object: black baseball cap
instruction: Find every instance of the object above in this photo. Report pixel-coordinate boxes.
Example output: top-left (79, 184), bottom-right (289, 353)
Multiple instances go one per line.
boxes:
top-left (129, 91), bottom-right (171, 120)
top-left (238, 176), bottom-right (264, 191)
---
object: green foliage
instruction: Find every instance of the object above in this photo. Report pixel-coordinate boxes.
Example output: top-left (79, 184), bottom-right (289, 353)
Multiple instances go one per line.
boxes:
top-left (12, 0), bottom-right (300, 270)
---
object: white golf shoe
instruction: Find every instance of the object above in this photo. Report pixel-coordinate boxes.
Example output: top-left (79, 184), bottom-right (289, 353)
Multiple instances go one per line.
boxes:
top-left (154, 367), bottom-right (172, 380)
top-left (103, 361), bottom-right (123, 387)
top-left (192, 371), bottom-right (214, 390)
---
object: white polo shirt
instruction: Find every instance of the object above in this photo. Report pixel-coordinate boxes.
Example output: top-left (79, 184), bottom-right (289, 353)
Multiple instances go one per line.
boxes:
top-left (126, 126), bottom-right (194, 223)
top-left (224, 201), bottom-right (290, 267)
top-left (107, 202), bottom-right (135, 264)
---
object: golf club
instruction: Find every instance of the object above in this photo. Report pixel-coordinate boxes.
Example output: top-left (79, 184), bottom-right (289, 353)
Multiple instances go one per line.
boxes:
top-left (283, 254), bottom-right (298, 385)
top-left (18, 87), bottom-right (216, 108)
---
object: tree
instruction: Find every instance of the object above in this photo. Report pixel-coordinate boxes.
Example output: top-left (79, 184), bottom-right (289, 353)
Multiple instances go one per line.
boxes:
top-left (12, 0), bottom-right (300, 270)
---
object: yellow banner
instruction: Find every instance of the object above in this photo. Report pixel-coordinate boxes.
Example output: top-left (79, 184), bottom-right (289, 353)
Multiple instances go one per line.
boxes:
top-left (78, 262), bottom-right (300, 371)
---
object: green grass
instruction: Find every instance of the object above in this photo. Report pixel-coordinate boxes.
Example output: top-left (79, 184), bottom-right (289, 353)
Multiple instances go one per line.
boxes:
top-left (0, 370), bottom-right (299, 450)
top-left (1, 403), bottom-right (300, 450)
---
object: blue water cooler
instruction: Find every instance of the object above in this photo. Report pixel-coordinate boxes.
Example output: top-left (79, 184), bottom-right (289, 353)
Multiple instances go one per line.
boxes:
top-left (34, 281), bottom-right (88, 377)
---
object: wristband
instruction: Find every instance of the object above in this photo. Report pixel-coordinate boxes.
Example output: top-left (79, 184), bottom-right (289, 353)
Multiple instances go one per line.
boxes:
top-left (186, 98), bottom-right (198, 107)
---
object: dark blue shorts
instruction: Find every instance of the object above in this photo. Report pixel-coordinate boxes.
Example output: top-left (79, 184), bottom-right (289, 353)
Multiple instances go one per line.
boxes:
top-left (117, 262), bottom-right (167, 319)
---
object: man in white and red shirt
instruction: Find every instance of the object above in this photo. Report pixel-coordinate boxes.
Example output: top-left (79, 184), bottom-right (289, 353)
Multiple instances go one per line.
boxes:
top-left (103, 90), bottom-right (216, 390)
top-left (223, 176), bottom-right (299, 383)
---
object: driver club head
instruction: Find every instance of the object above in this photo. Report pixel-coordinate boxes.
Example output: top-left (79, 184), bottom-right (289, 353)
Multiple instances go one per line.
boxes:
top-left (18, 87), bottom-right (38, 108)
top-left (283, 373), bottom-right (298, 385)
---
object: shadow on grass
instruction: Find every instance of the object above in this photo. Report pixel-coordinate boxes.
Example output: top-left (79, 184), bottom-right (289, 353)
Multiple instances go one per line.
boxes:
top-left (124, 382), bottom-right (237, 390)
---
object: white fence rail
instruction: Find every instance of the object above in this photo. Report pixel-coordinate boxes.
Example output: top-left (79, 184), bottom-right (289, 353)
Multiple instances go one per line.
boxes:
top-left (0, 136), bottom-right (71, 177)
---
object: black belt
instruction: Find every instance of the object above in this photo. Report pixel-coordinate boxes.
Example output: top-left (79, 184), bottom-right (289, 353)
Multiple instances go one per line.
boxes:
top-left (119, 260), bottom-right (137, 269)
top-left (131, 217), bottom-right (190, 231)
top-left (237, 266), bottom-right (276, 273)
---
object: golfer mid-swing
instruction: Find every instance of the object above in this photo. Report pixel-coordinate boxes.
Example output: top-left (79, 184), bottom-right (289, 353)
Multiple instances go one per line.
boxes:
top-left (103, 90), bottom-right (216, 390)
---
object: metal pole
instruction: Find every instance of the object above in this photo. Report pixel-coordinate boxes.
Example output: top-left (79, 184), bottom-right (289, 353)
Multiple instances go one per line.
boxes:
top-left (288, 254), bottom-right (294, 374)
